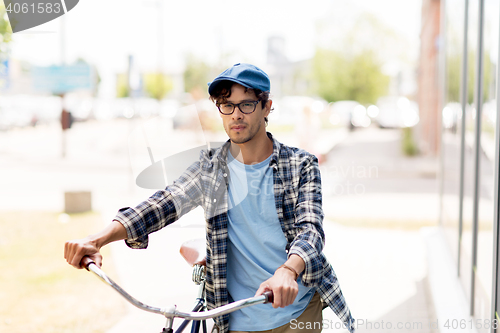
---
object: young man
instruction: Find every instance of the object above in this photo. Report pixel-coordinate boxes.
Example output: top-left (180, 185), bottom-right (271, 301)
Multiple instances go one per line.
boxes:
top-left (65, 63), bottom-right (355, 332)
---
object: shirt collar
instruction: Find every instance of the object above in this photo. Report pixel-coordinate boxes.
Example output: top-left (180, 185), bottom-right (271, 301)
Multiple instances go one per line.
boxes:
top-left (267, 132), bottom-right (281, 169)
top-left (214, 132), bottom-right (282, 169)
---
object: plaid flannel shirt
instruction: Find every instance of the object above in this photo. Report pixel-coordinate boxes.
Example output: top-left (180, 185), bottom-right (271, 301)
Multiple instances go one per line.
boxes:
top-left (114, 132), bottom-right (355, 332)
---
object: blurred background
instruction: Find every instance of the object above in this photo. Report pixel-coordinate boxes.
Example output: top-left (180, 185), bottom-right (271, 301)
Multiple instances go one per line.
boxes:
top-left (0, 0), bottom-right (499, 332)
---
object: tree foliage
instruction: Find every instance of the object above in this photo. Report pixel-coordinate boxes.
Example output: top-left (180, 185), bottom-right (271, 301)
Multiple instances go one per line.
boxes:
top-left (116, 73), bottom-right (129, 98)
top-left (312, 48), bottom-right (389, 104)
top-left (183, 54), bottom-right (210, 99)
top-left (0, 3), bottom-right (12, 56)
top-left (144, 73), bottom-right (173, 100)
top-left (467, 51), bottom-right (493, 104)
top-left (312, 12), bottom-right (412, 105)
top-left (447, 51), bottom-right (494, 104)
top-left (446, 54), bottom-right (461, 103)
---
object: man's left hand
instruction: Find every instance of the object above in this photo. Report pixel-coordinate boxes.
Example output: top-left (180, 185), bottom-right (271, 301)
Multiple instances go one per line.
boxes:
top-left (255, 255), bottom-right (305, 308)
top-left (255, 267), bottom-right (299, 308)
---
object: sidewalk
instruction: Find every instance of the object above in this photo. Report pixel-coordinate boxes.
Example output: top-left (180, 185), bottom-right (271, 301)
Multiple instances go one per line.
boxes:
top-left (321, 127), bottom-right (439, 228)
top-left (321, 222), bottom-right (437, 333)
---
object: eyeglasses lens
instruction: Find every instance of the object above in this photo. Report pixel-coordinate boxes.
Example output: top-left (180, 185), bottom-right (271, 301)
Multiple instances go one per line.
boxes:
top-left (218, 102), bottom-right (257, 115)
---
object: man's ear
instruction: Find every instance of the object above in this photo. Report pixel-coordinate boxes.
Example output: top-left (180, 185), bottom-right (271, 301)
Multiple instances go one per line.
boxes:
top-left (264, 100), bottom-right (272, 117)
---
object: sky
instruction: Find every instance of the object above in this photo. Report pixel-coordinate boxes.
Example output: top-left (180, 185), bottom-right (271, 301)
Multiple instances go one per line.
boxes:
top-left (6, 0), bottom-right (422, 97)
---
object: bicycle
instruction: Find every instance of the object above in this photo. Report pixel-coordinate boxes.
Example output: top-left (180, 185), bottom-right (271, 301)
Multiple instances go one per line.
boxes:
top-left (80, 238), bottom-right (274, 333)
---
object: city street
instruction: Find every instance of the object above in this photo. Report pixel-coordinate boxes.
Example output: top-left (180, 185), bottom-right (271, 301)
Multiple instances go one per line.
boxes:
top-left (0, 120), bottom-right (439, 332)
top-left (2, 0), bottom-right (495, 331)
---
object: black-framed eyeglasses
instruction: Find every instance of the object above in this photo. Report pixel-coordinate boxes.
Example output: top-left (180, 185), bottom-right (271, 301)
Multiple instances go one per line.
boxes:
top-left (216, 100), bottom-right (261, 115)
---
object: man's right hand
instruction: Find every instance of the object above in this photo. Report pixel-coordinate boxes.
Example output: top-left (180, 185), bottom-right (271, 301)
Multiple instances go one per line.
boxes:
top-left (64, 237), bottom-right (102, 269)
top-left (64, 220), bottom-right (128, 269)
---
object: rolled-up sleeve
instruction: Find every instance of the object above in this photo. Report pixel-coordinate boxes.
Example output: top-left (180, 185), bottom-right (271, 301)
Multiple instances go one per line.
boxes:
top-left (287, 155), bottom-right (325, 287)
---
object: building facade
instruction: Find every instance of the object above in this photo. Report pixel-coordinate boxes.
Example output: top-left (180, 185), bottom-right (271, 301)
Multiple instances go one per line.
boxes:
top-left (438, 0), bottom-right (500, 332)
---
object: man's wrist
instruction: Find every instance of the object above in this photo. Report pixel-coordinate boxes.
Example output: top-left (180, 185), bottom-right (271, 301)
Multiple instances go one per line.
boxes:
top-left (87, 234), bottom-right (102, 250)
top-left (286, 254), bottom-right (305, 275)
top-left (276, 264), bottom-right (299, 280)
top-left (89, 220), bottom-right (128, 249)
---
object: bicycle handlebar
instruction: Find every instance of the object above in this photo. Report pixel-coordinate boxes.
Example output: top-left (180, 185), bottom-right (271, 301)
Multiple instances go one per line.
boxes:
top-left (81, 256), bottom-right (274, 320)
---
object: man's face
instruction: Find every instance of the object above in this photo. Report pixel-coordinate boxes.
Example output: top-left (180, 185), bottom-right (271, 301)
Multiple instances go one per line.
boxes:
top-left (219, 84), bottom-right (271, 145)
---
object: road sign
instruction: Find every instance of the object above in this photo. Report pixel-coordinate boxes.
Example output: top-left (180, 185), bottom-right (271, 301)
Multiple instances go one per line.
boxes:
top-left (32, 63), bottom-right (95, 94)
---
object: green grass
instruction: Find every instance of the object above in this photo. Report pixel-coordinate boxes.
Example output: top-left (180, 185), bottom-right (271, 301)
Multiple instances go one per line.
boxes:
top-left (0, 211), bottom-right (125, 333)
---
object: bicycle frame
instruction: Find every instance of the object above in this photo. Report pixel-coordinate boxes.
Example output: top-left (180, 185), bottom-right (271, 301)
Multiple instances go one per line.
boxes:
top-left (82, 257), bottom-right (273, 333)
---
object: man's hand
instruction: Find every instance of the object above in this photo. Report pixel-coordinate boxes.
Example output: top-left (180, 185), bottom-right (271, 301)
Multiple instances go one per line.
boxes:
top-left (255, 254), bottom-right (305, 309)
top-left (64, 220), bottom-right (127, 269)
top-left (255, 266), bottom-right (299, 308)
top-left (64, 237), bottom-right (102, 269)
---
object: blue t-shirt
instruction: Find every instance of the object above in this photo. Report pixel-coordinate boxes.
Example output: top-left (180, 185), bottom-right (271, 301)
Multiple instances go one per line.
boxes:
top-left (226, 152), bottom-right (315, 330)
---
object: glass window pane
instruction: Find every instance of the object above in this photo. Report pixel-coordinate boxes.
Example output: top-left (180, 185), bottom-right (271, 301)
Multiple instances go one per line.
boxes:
top-left (474, 0), bottom-right (498, 329)
top-left (442, 0), bottom-right (466, 267)
top-left (460, 0), bottom-right (480, 302)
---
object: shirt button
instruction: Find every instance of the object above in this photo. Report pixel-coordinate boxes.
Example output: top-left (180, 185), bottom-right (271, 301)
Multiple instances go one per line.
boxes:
top-left (223, 173), bottom-right (227, 177)
top-left (213, 198), bottom-right (217, 202)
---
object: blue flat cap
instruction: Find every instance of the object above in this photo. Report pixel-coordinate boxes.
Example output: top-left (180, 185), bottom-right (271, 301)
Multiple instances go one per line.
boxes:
top-left (208, 63), bottom-right (270, 96)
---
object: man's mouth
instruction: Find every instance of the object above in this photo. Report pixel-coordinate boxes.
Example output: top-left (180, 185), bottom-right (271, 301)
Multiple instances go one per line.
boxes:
top-left (231, 125), bottom-right (246, 131)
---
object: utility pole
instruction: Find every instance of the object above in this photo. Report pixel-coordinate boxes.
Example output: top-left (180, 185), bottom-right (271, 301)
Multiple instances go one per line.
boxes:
top-left (60, 15), bottom-right (67, 158)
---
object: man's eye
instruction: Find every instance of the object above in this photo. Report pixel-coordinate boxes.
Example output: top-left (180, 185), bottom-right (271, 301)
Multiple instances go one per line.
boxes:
top-left (242, 103), bottom-right (253, 108)
top-left (222, 104), bottom-right (233, 108)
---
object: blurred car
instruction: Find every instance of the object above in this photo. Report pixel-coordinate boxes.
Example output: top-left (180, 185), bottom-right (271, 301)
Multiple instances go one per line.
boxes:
top-left (133, 98), bottom-right (160, 119)
top-left (160, 99), bottom-right (181, 119)
top-left (328, 100), bottom-right (371, 129)
top-left (375, 96), bottom-right (419, 128)
top-left (0, 95), bottom-right (62, 130)
top-left (271, 96), bottom-right (327, 127)
top-left (442, 102), bottom-right (461, 132)
top-left (366, 104), bottom-right (380, 119)
top-left (93, 99), bottom-right (116, 120)
top-left (39, 95), bottom-right (63, 123)
top-left (113, 98), bottom-right (134, 119)
top-left (482, 99), bottom-right (497, 127)
top-left (64, 95), bottom-right (93, 121)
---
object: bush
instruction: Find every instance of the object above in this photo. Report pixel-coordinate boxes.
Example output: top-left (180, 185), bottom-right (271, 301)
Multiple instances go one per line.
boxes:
top-left (402, 127), bottom-right (419, 156)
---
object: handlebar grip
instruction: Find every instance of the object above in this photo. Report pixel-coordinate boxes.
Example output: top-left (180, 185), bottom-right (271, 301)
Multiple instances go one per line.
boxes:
top-left (80, 256), bottom-right (95, 270)
top-left (263, 291), bottom-right (274, 304)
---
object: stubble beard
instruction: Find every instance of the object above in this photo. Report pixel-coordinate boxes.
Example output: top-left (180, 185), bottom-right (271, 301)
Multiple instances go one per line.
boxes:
top-left (228, 120), bottom-right (262, 145)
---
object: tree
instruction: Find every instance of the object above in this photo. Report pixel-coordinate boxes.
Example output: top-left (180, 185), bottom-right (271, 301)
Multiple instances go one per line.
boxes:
top-left (312, 13), bottom-right (399, 105)
top-left (144, 73), bottom-right (173, 100)
top-left (0, 4), bottom-right (12, 90)
top-left (183, 54), bottom-right (210, 100)
top-left (116, 73), bottom-right (129, 98)
top-left (312, 48), bottom-right (389, 104)
top-left (0, 3), bottom-right (12, 56)
top-left (465, 51), bottom-right (493, 104)
top-left (446, 54), bottom-right (461, 103)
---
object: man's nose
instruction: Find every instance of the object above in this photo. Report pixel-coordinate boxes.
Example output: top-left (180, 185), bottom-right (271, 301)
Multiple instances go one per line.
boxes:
top-left (231, 106), bottom-right (244, 120)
